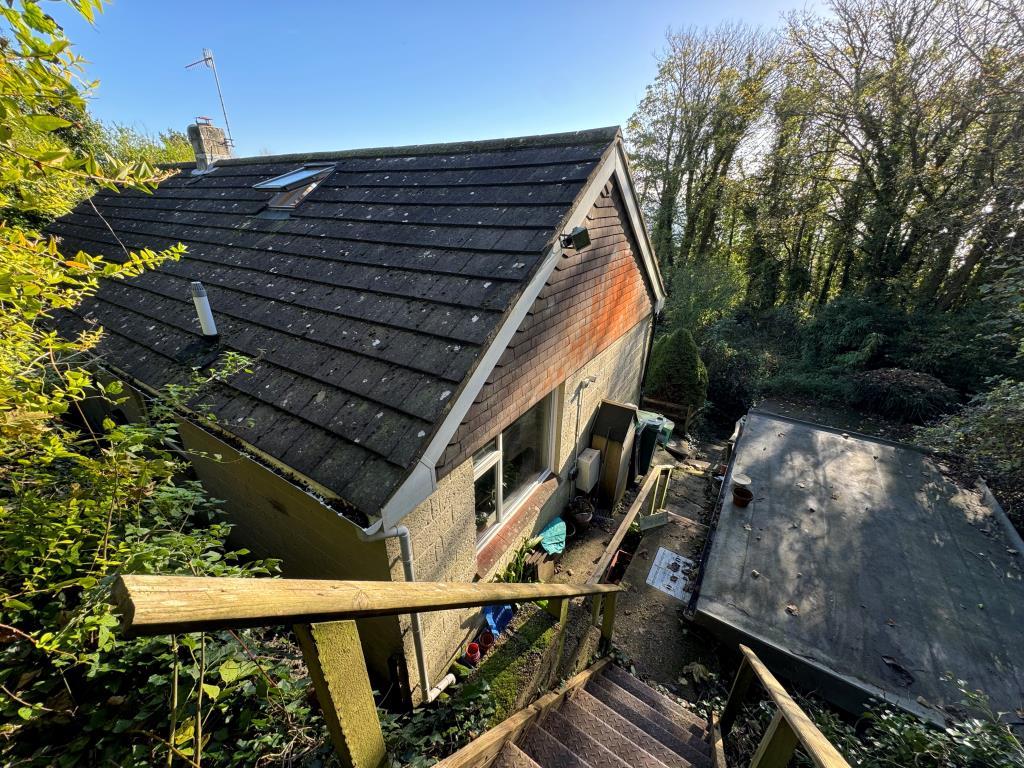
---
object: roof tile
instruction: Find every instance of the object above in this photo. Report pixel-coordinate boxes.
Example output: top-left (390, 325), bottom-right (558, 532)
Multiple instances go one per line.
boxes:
top-left (55, 127), bottom-right (618, 519)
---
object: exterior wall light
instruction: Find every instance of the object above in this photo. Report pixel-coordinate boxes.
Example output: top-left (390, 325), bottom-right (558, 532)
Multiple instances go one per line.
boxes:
top-left (560, 226), bottom-right (591, 250)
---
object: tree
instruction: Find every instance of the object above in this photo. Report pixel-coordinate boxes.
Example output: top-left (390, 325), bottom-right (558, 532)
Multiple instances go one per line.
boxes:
top-left (0, 3), bottom-right (328, 763)
top-left (627, 24), bottom-right (777, 271)
top-left (645, 329), bottom-right (709, 432)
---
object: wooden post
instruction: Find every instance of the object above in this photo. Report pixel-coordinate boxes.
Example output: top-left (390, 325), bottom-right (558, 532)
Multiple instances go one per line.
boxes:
top-left (294, 621), bottom-right (386, 768)
top-left (719, 656), bottom-right (754, 736)
top-left (709, 711), bottom-right (728, 768)
top-left (599, 591), bottom-right (617, 653)
top-left (590, 593), bottom-right (603, 627)
top-left (548, 598), bottom-right (570, 686)
top-left (749, 710), bottom-right (798, 768)
top-left (656, 467), bottom-right (671, 511)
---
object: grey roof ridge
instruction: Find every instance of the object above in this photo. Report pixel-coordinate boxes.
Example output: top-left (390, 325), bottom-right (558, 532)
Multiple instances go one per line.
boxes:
top-left (162, 126), bottom-right (622, 169)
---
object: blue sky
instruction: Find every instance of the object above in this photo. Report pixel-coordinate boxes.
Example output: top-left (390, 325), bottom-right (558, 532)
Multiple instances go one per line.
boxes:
top-left (53, 1), bottom-right (804, 158)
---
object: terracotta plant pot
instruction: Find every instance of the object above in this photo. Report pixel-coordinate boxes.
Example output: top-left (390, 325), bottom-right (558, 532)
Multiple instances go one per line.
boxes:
top-left (732, 486), bottom-right (753, 508)
top-left (465, 642), bottom-right (481, 666)
top-left (478, 629), bottom-right (495, 654)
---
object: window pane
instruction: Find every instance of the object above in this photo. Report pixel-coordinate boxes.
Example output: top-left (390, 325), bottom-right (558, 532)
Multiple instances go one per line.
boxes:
top-left (253, 165), bottom-right (332, 190)
top-left (475, 463), bottom-right (498, 533)
top-left (472, 439), bottom-right (498, 467)
top-left (502, 397), bottom-right (549, 504)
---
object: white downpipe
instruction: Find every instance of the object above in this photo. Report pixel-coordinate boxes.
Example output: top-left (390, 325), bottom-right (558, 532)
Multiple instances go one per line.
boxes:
top-left (358, 522), bottom-right (455, 703)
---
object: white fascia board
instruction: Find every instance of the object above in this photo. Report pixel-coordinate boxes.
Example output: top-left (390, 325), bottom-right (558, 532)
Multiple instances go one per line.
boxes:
top-left (380, 141), bottom-right (661, 528)
top-left (611, 142), bottom-right (666, 310)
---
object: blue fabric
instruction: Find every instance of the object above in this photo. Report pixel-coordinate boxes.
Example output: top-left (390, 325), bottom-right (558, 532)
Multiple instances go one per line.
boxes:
top-left (538, 516), bottom-right (567, 554)
top-left (484, 604), bottom-right (514, 635)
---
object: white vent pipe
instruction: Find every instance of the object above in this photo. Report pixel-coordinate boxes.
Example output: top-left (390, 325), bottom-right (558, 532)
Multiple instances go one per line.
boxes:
top-left (190, 281), bottom-right (219, 338)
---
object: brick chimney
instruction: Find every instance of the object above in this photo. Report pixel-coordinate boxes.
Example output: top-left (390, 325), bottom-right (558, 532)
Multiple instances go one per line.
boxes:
top-left (187, 118), bottom-right (232, 171)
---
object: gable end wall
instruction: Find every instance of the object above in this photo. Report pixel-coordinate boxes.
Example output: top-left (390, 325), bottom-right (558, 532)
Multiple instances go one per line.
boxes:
top-left (438, 179), bottom-right (655, 476)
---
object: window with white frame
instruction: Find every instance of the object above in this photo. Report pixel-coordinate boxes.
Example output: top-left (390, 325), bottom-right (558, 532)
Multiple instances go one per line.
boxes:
top-left (473, 392), bottom-right (557, 542)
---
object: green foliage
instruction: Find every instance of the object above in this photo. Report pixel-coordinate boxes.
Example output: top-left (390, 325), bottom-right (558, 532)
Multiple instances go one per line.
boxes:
top-left (663, 251), bottom-right (745, 333)
top-left (849, 369), bottom-right (959, 424)
top-left (0, 3), bottom-right (329, 764)
top-left (918, 379), bottom-right (1024, 480)
top-left (491, 537), bottom-right (541, 584)
top-left (697, 311), bottom-right (796, 423)
top-left (379, 680), bottom-right (495, 768)
top-left (728, 684), bottom-right (1024, 768)
top-left (646, 329), bottom-right (709, 426)
top-left (800, 298), bottom-right (1019, 393)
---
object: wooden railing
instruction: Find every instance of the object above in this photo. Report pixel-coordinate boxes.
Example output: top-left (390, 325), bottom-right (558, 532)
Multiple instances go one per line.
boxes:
top-left (588, 463), bottom-right (672, 585)
top-left (114, 575), bottom-right (622, 768)
top-left (719, 645), bottom-right (850, 768)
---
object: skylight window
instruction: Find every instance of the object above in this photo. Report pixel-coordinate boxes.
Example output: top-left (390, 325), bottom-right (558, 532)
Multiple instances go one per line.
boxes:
top-left (253, 164), bottom-right (334, 190)
top-left (253, 163), bottom-right (335, 212)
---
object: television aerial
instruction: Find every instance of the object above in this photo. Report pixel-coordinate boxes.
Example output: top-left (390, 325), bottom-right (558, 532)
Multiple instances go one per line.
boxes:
top-left (185, 48), bottom-right (234, 148)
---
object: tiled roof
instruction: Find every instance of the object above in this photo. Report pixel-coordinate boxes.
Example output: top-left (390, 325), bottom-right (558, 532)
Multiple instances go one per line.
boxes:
top-left (51, 127), bottom-right (620, 520)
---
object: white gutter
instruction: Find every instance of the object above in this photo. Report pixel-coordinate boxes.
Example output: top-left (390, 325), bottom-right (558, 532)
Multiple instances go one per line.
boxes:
top-left (357, 520), bottom-right (455, 703)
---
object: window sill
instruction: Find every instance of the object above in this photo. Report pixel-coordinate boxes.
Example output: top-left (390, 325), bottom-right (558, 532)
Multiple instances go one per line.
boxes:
top-left (475, 472), bottom-right (560, 578)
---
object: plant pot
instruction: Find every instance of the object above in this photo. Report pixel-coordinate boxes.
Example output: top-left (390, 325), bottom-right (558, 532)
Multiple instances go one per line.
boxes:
top-left (732, 486), bottom-right (753, 508)
top-left (569, 497), bottom-right (595, 533)
top-left (573, 509), bottom-right (594, 532)
top-left (465, 642), bottom-right (481, 666)
top-left (478, 629), bottom-right (495, 654)
top-left (607, 549), bottom-right (633, 583)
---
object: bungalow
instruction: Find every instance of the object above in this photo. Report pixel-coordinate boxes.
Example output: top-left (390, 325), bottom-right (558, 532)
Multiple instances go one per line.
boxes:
top-left (52, 125), bottom-right (665, 705)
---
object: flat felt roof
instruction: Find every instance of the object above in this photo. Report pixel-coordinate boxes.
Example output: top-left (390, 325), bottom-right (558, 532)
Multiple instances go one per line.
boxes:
top-left (696, 411), bottom-right (1024, 723)
top-left (51, 127), bottom-right (620, 519)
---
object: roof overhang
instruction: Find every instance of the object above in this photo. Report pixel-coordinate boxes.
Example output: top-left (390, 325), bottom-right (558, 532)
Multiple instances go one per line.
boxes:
top-left (377, 138), bottom-right (665, 529)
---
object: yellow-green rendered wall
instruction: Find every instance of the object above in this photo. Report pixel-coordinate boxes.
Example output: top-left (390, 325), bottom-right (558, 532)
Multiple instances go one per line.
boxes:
top-left (176, 419), bottom-right (403, 682)
top-left (391, 317), bottom-right (652, 704)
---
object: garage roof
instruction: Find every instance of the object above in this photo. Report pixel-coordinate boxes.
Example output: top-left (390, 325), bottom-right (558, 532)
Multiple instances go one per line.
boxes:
top-left (696, 410), bottom-right (1024, 723)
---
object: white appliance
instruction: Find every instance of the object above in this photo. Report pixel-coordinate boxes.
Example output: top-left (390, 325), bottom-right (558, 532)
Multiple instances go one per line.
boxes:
top-left (575, 448), bottom-right (601, 493)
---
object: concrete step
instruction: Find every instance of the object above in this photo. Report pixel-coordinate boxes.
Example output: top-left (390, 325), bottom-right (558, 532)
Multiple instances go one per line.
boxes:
top-left (563, 690), bottom-right (706, 768)
top-left (493, 743), bottom-right (542, 768)
top-left (602, 664), bottom-right (710, 735)
top-left (542, 708), bottom-right (634, 768)
top-left (520, 721), bottom-right (592, 768)
top-left (586, 676), bottom-right (711, 759)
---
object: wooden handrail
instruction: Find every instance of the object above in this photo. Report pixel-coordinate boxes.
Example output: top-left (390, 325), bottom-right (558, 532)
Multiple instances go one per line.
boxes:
top-left (588, 463), bottom-right (673, 584)
top-left (113, 575), bottom-right (621, 636)
top-left (720, 645), bottom-right (850, 768)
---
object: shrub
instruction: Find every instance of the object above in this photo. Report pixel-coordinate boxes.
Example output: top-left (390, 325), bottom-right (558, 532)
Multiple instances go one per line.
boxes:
top-left (698, 320), bottom-right (782, 424)
top-left (726, 684), bottom-right (1024, 768)
top-left (849, 368), bottom-right (959, 423)
top-left (800, 297), bottom-right (903, 371)
top-left (917, 378), bottom-right (1024, 479)
top-left (380, 680), bottom-right (495, 768)
top-left (763, 370), bottom-right (856, 406)
top-left (646, 329), bottom-right (709, 429)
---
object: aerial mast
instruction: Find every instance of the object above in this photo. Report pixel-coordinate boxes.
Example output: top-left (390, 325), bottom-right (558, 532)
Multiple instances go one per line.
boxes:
top-left (185, 48), bottom-right (234, 148)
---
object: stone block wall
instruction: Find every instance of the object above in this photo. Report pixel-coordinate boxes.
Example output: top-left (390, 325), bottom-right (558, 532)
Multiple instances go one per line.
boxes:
top-left (394, 316), bottom-right (651, 703)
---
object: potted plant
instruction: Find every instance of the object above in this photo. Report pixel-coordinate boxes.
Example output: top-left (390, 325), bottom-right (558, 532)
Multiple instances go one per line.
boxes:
top-left (569, 495), bottom-right (594, 532)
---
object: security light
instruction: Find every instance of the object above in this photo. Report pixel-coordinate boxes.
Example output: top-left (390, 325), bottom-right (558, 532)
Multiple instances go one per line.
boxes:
top-left (560, 226), bottom-right (591, 250)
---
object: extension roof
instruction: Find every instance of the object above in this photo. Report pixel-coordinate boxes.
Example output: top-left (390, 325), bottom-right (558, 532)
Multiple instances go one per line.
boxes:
top-left (51, 127), bottom-right (663, 524)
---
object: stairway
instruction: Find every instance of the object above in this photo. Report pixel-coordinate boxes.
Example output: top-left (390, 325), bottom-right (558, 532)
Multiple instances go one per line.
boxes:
top-left (492, 664), bottom-right (713, 768)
